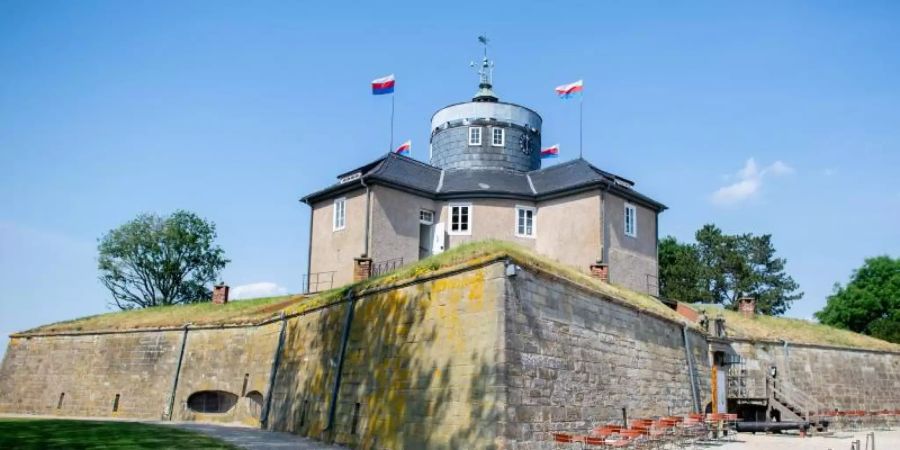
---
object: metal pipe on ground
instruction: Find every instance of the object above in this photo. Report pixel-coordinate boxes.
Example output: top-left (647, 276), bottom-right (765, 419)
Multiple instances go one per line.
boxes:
top-left (734, 421), bottom-right (811, 433)
top-left (260, 313), bottom-right (287, 429)
top-left (325, 291), bottom-right (356, 433)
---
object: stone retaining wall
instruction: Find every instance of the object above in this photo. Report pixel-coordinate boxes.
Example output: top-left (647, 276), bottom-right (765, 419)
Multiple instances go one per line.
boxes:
top-left (730, 340), bottom-right (900, 411)
top-left (502, 267), bottom-right (710, 449)
top-left (2, 259), bottom-right (899, 450)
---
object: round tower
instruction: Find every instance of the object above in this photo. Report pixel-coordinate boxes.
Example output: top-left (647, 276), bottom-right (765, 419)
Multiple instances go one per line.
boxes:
top-left (429, 37), bottom-right (542, 172)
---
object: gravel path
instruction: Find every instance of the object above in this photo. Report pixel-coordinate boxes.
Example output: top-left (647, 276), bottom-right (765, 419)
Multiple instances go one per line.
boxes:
top-left (714, 429), bottom-right (899, 450)
top-left (160, 422), bottom-right (347, 450)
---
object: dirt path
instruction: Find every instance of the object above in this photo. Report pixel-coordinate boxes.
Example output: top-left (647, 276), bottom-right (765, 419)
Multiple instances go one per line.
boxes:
top-left (159, 422), bottom-right (347, 450)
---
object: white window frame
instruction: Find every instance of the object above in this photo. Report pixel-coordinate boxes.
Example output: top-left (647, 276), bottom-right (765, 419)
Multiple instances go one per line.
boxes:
top-left (419, 209), bottom-right (434, 225)
top-left (448, 203), bottom-right (472, 235)
top-left (333, 197), bottom-right (346, 231)
top-left (491, 127), bottom-right (505, 147)
top-left (468, 127), bottom-right (482, 146)
top-left (624, 203), bottom-right (637, 238)
top-left (515, 205), bottom-right (536, 238)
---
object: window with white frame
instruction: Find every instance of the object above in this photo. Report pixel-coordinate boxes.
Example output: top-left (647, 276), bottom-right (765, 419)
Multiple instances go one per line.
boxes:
top-left (449, 203), bottom-right (471, 234)
top-left (419, 209), bottom-right (434, 225)
top-left (468, 127), bottom-right (482, 146)
top-left (515, 206), bottom-right (535, 238)
top-left (491, 127), bottom-right (505, 147)
top-left (624, 203), bottom-right (637, 237)
top-left (333, 197), bottom-right (346, 231)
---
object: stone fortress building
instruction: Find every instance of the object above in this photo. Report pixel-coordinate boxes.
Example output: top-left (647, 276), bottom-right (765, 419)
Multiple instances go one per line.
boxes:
top-left (1, 41), bottom-right (898, 450)
top-left (301, 48), bottom-right (665, 294)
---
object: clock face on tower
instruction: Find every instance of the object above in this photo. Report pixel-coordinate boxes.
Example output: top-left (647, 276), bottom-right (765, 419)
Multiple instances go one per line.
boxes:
top-left (519, 133), bottom-right (533, 155)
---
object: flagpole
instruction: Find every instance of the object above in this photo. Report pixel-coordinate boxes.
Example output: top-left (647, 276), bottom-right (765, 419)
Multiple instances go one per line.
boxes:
top-left (390, 94), bottom-right (395, 152)
top-left (579, 90), bottom-right (583, 159)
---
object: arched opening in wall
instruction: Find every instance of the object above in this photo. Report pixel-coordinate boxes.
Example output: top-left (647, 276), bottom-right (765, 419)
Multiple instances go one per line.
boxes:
top-left (246, 391), bottom-right (264, 419)
top-left (186, 391), bottom-right (238, 414)
top-left (57, 393), bottom-right (65, 409)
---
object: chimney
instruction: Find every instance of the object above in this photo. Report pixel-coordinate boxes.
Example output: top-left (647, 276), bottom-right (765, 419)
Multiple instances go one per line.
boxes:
top-left (213, 283), bottom-right (230, 305)
top-left (589, 262), bottom-right (609, 283)
top-left (354, 257), bottom-right (373, 282)
top-left (738, 297), bottom-right (756, 318)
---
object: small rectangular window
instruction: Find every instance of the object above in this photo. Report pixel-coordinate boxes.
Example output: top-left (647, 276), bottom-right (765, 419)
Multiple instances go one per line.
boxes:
top-left (449, 203), bottom-right (471, 235)
top-left (113, 394), bottom-right (120, 412)
top-left (57, 392), bottom-right (65, 409)
top-left (468, 127), bottom-right (482, 146)
top-left (624, 203), bottom-right (637, 237)
top-left (333, 197), bottom-right (346, 231)
top-left (419, 209), bottom-right (434, 225)
top-left (491, 127), bottom-right (505, 147)
top-left (515, 206), bottom-right (535, 238)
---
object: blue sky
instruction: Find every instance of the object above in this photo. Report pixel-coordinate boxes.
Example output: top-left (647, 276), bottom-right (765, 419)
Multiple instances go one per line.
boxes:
top-left (2, 1), bottom-right (899, 357)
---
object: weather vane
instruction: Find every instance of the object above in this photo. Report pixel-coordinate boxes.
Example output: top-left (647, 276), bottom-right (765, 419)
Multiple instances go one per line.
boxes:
top-left (471, 34), bottom-right (494, 86)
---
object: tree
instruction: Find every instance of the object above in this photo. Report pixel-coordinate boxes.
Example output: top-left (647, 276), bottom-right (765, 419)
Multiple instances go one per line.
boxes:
top-left (98, 210), bottom-right (229, 309)
top-left (814, 256), bottom-right (900, 343)
top-left (658, 236), bottom-right (709, 304)
top-left (659, 224), bottom-right (803, 315)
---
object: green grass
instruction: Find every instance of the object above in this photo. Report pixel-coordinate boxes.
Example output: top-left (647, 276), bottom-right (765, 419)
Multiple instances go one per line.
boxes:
top-left (22, 295), bottom-right (301, 334)
top-left (694, 304), bottom-right (900, 352)
top-left (23, 240), bottom-right (690, 334)
top-left (0, 418), bottom-right (238, 449)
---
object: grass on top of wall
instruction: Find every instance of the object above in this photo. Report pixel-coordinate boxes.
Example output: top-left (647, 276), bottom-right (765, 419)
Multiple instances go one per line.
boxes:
top-left (693, 304), bottom-right (900, 352)
top-left (22, 240), bottom-right (690, 335)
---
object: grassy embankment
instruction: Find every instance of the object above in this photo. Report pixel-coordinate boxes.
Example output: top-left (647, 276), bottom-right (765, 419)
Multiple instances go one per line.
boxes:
top-left (694, 304), bottom-right (900, 352)
top-left (19, 240), bottom-right (900, 353)
top-left (22, 240), bottom-right (684, 334)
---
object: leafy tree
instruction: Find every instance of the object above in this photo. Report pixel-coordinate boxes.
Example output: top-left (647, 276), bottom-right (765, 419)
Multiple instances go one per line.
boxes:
top-left (98, 211), bottom-right (229, 310)
top-left (814, 256), bottom-right (900, 343)
top-left (659, 224), bottom-right (802, 315)
top-left (658, 236), bottom-right (709, 304)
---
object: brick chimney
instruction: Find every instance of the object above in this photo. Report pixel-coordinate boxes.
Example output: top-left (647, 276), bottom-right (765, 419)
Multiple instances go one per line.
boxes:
top-left (212, 283), bottom-right (230, 305)
top-left (589, 262), bottom-right (609, 283)
top-left (738, 297), bottom-right (756, 318)
top-left (354, 257), bottom-right (373, 282)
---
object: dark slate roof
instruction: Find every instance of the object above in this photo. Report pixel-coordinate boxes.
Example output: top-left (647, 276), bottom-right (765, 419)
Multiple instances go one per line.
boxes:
top-left (301, 153), bottom-right (666, 211)
top-left (440, 168), bottom-right (533, 197)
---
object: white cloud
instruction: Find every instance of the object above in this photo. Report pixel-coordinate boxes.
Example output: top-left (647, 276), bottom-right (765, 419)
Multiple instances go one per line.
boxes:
top-left (711, 158), bottom-right (794, 206)
top-left (767, 160), bottom-right (795, 176)
top-left (230, 282), bottom-right (288, 300)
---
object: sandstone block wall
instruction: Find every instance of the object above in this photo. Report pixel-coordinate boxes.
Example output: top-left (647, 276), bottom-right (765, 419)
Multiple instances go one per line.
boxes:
top-left (0, 325), bottom-right (281, 425)
top-left (3, 259), bottom-right (899, 450)
top-left (269, 263), bottom-right (508, 449)
top-left (730, 340), bottom-right (900, 411)
top-left (0, 330), bottom-right (182, 418)
top-left (173, 324), bottom-right (281, 426)
top-left (502, 267), bottom-right (710, 449)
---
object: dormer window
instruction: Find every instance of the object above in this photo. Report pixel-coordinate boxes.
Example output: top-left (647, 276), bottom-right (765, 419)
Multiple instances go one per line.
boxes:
top-left (468, 127), bottom-right (482, 146)
top-left (491, 127), bottom-right (505, 147)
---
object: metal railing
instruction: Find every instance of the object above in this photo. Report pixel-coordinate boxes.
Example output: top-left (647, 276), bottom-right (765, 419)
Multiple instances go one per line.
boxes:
top-left (372, 258), bottom-right (403, 277)
top-left (301, 271), bottom-right (335, 294)
top-left (646, 273), bottom-right (659, 296)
